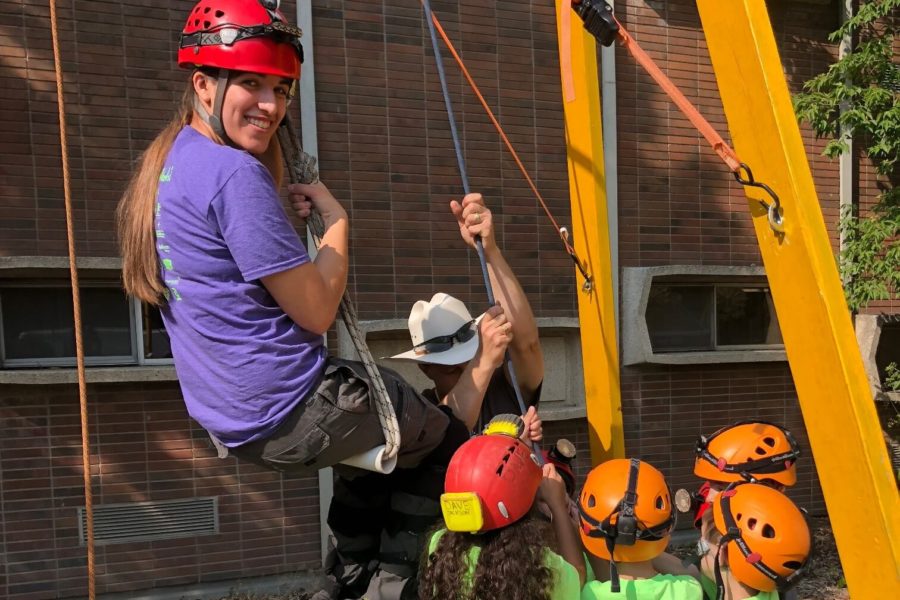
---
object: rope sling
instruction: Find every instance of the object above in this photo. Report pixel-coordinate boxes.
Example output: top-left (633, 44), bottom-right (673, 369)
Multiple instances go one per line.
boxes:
top-left (276, 117), bottom-right (402, 466)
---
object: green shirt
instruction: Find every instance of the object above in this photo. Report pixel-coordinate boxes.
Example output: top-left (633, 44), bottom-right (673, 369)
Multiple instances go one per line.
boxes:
top-left (427, 529), bottom-right (581, 600)
top-left (699, 574), bottom-right (778, 600)
top-left (582, 574), bottom-right (703, 600)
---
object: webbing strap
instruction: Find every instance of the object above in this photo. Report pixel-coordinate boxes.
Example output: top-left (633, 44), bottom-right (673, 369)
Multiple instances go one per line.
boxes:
top-left (612, 20), bottom-right (742, 173)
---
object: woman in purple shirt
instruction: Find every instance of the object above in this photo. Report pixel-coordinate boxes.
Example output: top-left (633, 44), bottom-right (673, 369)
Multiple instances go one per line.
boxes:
top-left (116, 0), bottom-right (464, 475)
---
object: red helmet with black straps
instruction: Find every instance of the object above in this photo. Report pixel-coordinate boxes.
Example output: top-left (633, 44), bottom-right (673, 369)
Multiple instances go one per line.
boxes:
top-left (178, 0), bottom-right (303, 79)
top-left (442, 433), bottom-right (542, 533)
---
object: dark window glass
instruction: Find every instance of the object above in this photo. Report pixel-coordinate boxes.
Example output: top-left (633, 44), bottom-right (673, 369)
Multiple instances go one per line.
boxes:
top-left (646, 285), bottom-right (714, 352)
top-left (716, 287), bottom-right (783, 346)
top-left (1, 287), bottom-right (132, 362)
top-left (141, 303), bottom-right (172, 359)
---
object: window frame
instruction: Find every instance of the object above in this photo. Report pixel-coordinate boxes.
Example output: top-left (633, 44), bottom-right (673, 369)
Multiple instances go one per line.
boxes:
top-left (0, 271), bottom-right (172, 369)
top-left (622, 266), bottom-right (788, 366)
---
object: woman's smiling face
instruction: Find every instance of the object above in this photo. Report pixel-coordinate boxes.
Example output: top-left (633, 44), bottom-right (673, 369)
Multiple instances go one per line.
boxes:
top-left (220, 71), bottom-right (293, 154)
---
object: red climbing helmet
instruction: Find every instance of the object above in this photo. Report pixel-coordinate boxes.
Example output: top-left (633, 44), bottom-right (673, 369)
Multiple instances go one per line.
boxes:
top-left (178, 0), bottom-right (303, 79)
top-left (441, 433), bottom-right (542, 533)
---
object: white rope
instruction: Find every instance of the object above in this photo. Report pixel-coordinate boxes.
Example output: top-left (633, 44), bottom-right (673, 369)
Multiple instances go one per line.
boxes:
top-left (277, 117), bottom-right (401, 460)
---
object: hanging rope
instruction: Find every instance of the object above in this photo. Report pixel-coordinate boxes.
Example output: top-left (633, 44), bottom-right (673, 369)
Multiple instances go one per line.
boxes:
top-left (276, 117), bottom-right (401, 462)
top-left (48, 0), bottom-right (95, 598)
top-left (420, 0), bottom-right (541, 463)
top-left (423, 9), bottom-right (592, 287)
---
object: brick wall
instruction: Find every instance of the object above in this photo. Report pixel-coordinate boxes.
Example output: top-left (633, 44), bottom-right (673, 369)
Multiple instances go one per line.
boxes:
top-left (0, 0), bottom-right (882, 598)
top-left (1, 383), bottom-right (321, 598)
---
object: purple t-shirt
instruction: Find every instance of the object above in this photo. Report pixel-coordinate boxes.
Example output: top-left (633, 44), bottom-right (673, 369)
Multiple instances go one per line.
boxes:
top-left (155, 126), bottom-right (326, 446)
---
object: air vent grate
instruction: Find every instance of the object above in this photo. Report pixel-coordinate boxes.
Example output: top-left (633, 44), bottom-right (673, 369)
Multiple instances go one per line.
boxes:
top-left (78, 497), bottom-right (218, 545)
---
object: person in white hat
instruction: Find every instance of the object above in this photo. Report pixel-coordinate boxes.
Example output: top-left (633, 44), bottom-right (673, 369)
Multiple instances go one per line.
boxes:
top-left (322, 193), bottom-right (546, 600)
top-left (392, 192), bottom-right (544, 433)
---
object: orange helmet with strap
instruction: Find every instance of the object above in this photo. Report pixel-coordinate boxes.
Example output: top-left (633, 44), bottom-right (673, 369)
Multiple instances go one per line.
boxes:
top-left (578, 459), bottom-right (675, 593)
top-left (694, 421), bottom-right (800, 486)
top-left (441, 432), bottom-right (542, 533)
top-left (711, 482), bottom-right (811, 595)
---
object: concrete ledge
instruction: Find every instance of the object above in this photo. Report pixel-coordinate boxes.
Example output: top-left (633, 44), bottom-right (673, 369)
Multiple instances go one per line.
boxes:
top-left (0, 366), bottom-right (178, 385)
top-left (336, 317), bottom-right (586, 421)
top-left (0, 255), bottom-right (121, 277)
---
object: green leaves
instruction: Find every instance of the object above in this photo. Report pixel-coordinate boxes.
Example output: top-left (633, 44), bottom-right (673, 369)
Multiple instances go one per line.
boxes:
top-left (794, 0), bottom-right (899, 310)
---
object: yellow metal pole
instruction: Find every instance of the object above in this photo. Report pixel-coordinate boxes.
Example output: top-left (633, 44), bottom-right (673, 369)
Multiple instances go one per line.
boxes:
top-left (695, 1), bottom-right (900, 594)
top-left (555, 1), bottom-right (624, 463)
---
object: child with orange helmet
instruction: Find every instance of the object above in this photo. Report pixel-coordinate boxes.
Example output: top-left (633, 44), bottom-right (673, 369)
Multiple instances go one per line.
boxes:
top-left (420, 431), bottom-right (585, 600)
top-left (579, 459), bottom-right (703, 599)
top-left (700, 482), bottom-right (812, 600)
top-left (690, 421), bottom-right (801, 528)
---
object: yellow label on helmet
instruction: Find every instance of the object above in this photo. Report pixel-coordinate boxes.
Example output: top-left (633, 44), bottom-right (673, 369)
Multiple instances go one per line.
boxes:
top-left (441, 492), bottom-right (484, 532)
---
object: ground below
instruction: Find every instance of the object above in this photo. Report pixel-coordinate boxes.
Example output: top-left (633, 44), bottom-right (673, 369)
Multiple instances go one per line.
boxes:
top-left (205, 518), bottom-right (848, 600)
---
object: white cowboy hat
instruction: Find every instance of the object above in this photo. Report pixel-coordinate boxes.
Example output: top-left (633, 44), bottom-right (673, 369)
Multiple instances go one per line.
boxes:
top-left (389, 293), bottom-right (484, 365)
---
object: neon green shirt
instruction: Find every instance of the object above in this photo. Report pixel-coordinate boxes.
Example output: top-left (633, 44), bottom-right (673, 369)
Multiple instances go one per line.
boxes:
top-left (581, 574), bottom-right (703, 600)
top-left (700, 574), bottom-right (778, 600)
top-left (427, 529), bottom-right (581, 600)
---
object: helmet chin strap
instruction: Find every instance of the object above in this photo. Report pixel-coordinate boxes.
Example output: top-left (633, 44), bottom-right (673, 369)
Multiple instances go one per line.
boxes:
top-left (194, 70), bottom-right (234, 146)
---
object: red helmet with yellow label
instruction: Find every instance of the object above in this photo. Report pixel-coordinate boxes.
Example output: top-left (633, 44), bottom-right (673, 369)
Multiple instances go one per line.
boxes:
top-left (441, 432), bottom-right (542, 533)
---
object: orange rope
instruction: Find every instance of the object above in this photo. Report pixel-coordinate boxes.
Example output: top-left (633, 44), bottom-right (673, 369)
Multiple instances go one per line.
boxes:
top-left (427, 10), bottom-right (585, 269)
top-left (48, 1), bottom-right (95, 598)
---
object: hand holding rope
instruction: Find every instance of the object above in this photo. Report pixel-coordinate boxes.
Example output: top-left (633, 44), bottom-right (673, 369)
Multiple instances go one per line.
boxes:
top-left (276, 116), bottom-right (401, 462)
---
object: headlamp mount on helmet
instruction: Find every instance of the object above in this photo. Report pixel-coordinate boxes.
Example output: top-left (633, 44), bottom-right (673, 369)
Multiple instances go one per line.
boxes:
top-left (180, 20), bottom-right (304, 64)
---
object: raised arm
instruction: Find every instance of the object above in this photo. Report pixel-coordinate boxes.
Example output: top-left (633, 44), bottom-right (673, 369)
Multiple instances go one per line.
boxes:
top-left (539, 464), bottom-right (586, 586)
top-left (451, 193), bottom-right (544, 397)
top-left (261, 181), bottom-right (348, 335)
top-left (440, 305), bottom-right (511, 429)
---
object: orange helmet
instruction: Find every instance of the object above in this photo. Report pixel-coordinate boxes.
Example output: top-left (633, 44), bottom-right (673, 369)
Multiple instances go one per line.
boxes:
top-left (694, 421), bottom-right (800, 486)
top-left (712, 483), bottom-right (811, 593)
top-left (578, 459), bottom-right (675, 591)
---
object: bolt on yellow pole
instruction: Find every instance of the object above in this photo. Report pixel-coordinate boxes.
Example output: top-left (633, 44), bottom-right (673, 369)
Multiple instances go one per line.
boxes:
top-left (695, 0), bottom-right (900, 595)
top-left (555, 0), bottom-right (624, 463)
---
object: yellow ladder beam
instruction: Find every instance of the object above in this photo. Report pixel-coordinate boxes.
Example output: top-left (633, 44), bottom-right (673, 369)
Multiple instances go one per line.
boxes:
top-left (695, 1), bottom-right (900, 594)
top-left (555, 0), bottom-right (624, 463)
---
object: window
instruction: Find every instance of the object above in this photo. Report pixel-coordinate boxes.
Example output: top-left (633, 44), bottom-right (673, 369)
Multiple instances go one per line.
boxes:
top-left (622, 266), bottom-right (788, 366)
top-left (646, 284), bottom-right (783, 353)
top-left (0, 283), bottom-right (172, 368)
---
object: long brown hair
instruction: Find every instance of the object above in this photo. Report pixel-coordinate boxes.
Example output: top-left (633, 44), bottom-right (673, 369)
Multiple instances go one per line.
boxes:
top-left (116, 72), bottom-right (285, 304)
top-left (419, 518), bottom-right (555, 600)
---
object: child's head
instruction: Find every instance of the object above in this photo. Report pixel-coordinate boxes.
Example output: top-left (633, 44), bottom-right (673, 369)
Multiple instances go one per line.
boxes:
top-left (706, 482), bottom-right (811, 594)
top-left (694, 420), bottom-right (800, 487)
top-left (422, 432), bottom-right (551, 600)
top-left (440, 432), bottom-right (542, 533)
top-left (578, 459), bottom-right (675, 590)
top-left (691, 421), bottom-right (801, 527)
